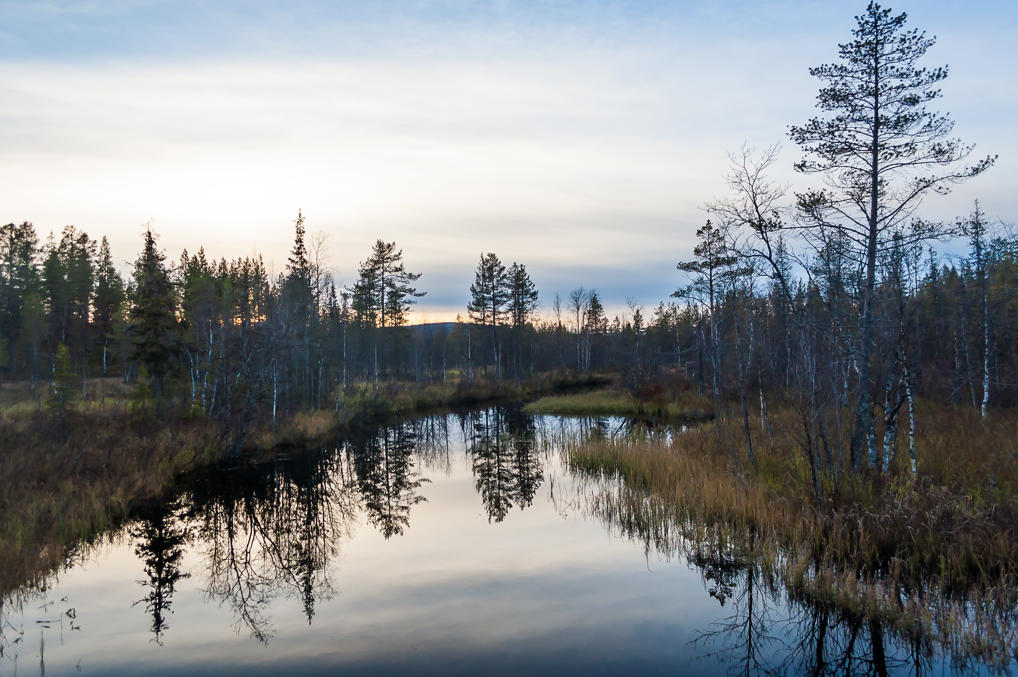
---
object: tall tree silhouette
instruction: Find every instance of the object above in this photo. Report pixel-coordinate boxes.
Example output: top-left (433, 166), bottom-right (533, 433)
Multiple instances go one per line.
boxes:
top-left (92, 236), bottom-right (124, 377)
top-left (507, 262), bottom-right (539, 378)
top-left (132, 501), bottom-right (190, 644)
top-left (674, 220), bottom-right (741, 430)
top-left (789, 2), bottom-right (995, 467)
top-left (351, 240), bottom-right (425, 382)
top-left (129, 228), bottom-right (178, 402)
top-left (467, 252), bottom-right (510, 380)
top-left (283, 210), bottom-right (316, 407)
top-left (0, 222), bottom-right (40, 379)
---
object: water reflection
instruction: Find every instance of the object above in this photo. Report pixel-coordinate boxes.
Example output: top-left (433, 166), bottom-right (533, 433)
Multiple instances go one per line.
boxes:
top-left (184, 447), bottom-right (356, 641)
top-left (581, 475), bottom-right (1015, 676)
top-left (693, 537), bottom-right (781, 676)
top-left (131, 500), bottom-right (190, 643)
top-left (0, 408), bottom-right (1014, 676)
top-left (461, 406), bottom-right (543, 522)
top-left (348, 424), bottom-right (428, 539)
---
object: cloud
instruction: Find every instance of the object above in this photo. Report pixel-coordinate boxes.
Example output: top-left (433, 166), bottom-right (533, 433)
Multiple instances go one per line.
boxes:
top-left (0, 57), bottom-right (730, 298)
top-left (0, 1), bottom-right (1015, 320)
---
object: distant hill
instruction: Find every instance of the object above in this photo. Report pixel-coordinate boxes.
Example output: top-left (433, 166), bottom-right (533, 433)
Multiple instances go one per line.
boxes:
top-left (411, 322), bottom-right (458, 337)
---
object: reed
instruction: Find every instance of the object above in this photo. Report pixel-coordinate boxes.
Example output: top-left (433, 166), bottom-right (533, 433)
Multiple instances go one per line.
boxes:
top-left (524, 386), bottom-right (713, 420)
top-left (565, 403), bottom-right (1018, 666)
top-left (0, 370), bottom-right (608, 600)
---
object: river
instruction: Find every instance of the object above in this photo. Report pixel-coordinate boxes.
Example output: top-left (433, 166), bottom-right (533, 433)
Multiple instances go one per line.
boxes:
top-left (0, 406), bottom-right (1012, 675)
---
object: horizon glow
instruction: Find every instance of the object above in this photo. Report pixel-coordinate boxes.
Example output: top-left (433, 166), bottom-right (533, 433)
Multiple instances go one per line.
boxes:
top-left (1, 1), bottom-right (1015, 321)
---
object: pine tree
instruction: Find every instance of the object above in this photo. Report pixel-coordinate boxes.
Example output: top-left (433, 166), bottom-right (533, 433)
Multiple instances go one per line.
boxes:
top-left (93, 236), bottom-right (125, 376)
top-left (507, 262), bottom-right (538, 329)
top-left (674, 220), bottom-right (741, 419)
top-left (40, 226), bottom-right (95, 393)
top-left (506, 262), bottom-right (539, 378)
top-left (467, 253), bottom-right (509, 379)
top-left (0, 222), bottom-right (40, 378)
top-left (351, 240), bottom-right (425, 381)
top-left (789, 2), bottom-right (995, 468)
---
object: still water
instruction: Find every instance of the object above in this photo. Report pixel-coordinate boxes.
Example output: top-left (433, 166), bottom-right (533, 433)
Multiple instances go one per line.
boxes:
top-left (1, 408), bottom-right (1013, 675)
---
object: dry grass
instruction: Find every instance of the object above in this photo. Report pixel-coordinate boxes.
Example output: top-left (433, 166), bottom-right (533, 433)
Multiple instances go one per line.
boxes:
top-left (0, 370), bottom-right (609, 600)
top-left (0, 377), bottom-right (138, 411)
top-left (565, 403), bottom-right (1018, 667)
top-left (524, 386), bottom-right (713, 420)
top-left (0, 409), bottom-right (223, 601)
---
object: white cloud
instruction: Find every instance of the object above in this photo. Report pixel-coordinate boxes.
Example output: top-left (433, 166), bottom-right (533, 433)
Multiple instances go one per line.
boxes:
top-left (0, 5), bottom-right (1013, 321)
top-left (0, 57), bottom-right (726, 280)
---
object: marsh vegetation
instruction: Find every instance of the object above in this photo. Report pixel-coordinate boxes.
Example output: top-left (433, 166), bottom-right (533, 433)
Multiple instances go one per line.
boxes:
top-left (2, 408), bottom-right (1015, 675)
top-left (2, 3), bottom-right (1017, 675)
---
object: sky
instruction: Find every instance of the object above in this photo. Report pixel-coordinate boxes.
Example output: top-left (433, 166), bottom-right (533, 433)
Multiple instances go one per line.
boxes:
top-left (1, 1), bottom-right (1015, 321)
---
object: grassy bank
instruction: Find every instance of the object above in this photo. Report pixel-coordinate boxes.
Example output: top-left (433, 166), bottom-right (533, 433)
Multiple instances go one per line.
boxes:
top-left (0, 411), bottom-right (222, 601)
top-left (565, 403), bottom-right (1018, 665)
top-left (243, 371), bottom-right (611, 449)
top-left (0, 370), bottom-right (608, 601)
top-left (523, 386), bottom-right (713, 420)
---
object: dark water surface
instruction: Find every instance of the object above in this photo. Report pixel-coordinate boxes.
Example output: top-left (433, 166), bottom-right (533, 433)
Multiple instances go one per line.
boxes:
top-left (1, 408), bottom-right (1013, 676)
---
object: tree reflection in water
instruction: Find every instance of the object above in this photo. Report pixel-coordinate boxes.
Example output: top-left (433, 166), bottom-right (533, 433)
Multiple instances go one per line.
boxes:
top-left (461, 405), bottom-right (544, 523)
top-left (580, 477), bottom-right (1010, 676)
top-left (125, 419), bottom-right (434, 644)
top-left (182, 447), bottom-right (359, 643)
top-left (5, 409), bottom-right (1013, 674)
top-left (693, 537), bottom-right (779, 676)
top-left (411, 414), bottom-right (453, 475)
top-left (131, 499), bottom-right (191, 644)
top-left (347, 423), bottom-right (428, 539)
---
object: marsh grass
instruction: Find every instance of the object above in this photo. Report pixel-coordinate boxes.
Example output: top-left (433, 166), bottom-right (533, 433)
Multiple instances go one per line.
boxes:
top-left (0, 409), bottom-right (221, 600)
top-left (565, 405), bottom-right (1018, 668)
top-left (524, 386), bottom-right (713, 420)
top-left (0, 370), bottom-right (607, 600)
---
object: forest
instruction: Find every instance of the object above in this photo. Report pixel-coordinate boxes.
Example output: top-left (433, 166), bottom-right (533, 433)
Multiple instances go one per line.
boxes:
top-left (3, 3), bottom-right (1018, 673)
top-left (0, 3), bottom-right (1013, 484)
top-left (5, 195), bottom-right (1011, 437)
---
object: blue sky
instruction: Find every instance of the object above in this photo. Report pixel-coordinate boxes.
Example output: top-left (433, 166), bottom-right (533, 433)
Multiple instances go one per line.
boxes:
top-left (1, 0), bottom-right (1015, 320)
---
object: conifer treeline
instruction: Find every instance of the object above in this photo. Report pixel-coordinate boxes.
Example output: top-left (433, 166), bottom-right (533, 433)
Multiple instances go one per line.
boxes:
top-left (3, 206), bottom-right (1016, 416)
top-left (0, 211), bottom-right (632, 421)
top-left (1, 4), bottom-right (1013, 480)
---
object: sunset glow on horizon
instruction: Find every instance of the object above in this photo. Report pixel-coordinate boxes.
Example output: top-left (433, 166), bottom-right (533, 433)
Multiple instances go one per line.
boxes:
top-left (2, 0), bottom-right (1015, 320)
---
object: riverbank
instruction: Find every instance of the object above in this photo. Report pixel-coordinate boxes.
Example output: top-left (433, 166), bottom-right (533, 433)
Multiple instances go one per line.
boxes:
top-left (251, 372), bottom-right (611, 450)
top-left (0, 371), bottom-right (609, 601)
top-left (523, 386), bottom-right (713, 420)
top-left (565, 402), bottom-right (1018, 666)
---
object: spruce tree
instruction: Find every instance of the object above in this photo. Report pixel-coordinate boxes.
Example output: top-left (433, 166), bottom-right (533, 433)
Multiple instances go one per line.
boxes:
top-left (283, 210), bottom-right (316, 406)
top-left (130, 229), bottom-right (178, 402)
top-left (586, 292), bottom-right (606, 334)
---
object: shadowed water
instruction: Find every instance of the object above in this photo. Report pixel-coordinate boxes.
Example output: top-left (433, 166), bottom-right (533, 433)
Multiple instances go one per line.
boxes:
top-left (0, 407), bottom-right (1014, 676)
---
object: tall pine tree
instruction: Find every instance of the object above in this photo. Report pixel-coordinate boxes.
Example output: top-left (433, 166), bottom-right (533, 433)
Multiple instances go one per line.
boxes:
top-left (467, 253), bottom-right (509, 380)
